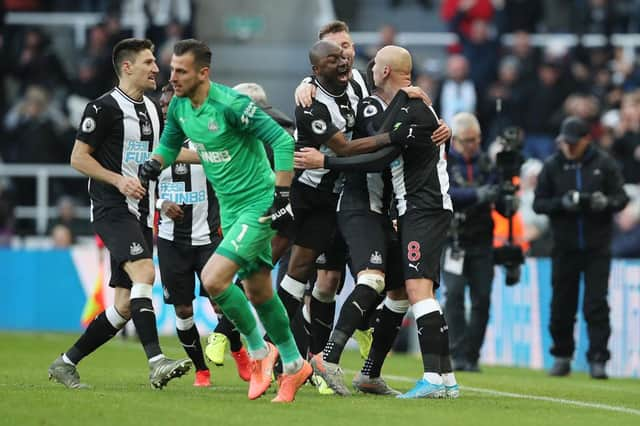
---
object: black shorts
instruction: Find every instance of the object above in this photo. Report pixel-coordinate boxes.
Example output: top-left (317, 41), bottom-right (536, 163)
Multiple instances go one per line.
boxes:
top-left (93, 209), bottom-right (153, 289)
top-left (157, 237), bottom-right (220, 305)
top-left (290, 180), bottom-right (339, 254)
top-left (398, 209), bottom-right (452, 288)
top-left (315, 229), bottom-right (348, 271)
top-left (339, 210), bottom-right (403, 292)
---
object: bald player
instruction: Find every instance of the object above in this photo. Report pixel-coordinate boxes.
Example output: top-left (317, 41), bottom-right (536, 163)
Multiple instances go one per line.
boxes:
top-left (281, 39), bottom-right (430, 354)
top-left (296, 45), bottom-right (460, 399)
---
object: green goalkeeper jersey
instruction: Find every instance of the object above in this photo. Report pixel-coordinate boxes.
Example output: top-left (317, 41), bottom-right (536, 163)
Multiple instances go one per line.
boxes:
top-left (154, 81), bottom-right (294, 213)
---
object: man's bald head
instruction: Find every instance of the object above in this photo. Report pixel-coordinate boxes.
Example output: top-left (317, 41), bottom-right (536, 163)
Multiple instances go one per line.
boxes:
top-left (309, 40), bottom-right (342, 66)
top-left (374, 45), bottom-right (412, 75)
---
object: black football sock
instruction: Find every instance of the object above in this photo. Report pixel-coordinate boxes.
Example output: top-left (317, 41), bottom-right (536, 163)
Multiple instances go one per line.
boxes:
top-left (176, 316), bottom-right (207, 371)
top-left (439, 312), bottom-right (453, 374)
top-left (413, 299), bottom-right (443, 374)
top-left (309, 291), bottom-right (335, 355)
top-left (323, 285), bottom-right (380, 363)
top-left (65, 306), bottom-right (127, 364)
top-left (277, 275), bottom-right (306, 319)
top-left (130, 284), bottom-right (162, 360)
top-left (361, 299), bottom-right (407, 378)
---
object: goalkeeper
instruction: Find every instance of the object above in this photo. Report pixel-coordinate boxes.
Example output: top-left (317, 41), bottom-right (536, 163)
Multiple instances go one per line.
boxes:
top-left (140, 39), bottom-right (309, 403)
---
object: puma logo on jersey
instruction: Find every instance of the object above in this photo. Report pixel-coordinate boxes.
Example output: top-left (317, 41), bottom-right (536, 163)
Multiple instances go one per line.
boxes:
top-left (138, 111), bottom-right (148, 120)
top-left (303, 110), bottom-right (314, 116)
top-left (408, 262), bottom-right (420, 272)
top-left (92, 104), bottom-right (101, 114)
top-left (401, 106), bottom-right (410, 114)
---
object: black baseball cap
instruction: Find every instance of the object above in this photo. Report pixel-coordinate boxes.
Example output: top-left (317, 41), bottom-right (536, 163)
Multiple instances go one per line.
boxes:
top-left (556, 116), bottom-right (589, 145)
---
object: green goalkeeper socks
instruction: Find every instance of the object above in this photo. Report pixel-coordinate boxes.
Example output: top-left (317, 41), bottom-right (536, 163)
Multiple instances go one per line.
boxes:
top-left (211, 284), bottom-right (265, 353)
top-left (254, 294), bottom-right (301, 365)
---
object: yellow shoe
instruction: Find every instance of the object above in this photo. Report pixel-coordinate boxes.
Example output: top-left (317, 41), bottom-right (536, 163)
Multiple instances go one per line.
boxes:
top-left (205, 332), bottom-right (228, 366)
top-left (353, 328), bottom-right (373, 360)
top-left (311, 373), bottom-right (335, 395)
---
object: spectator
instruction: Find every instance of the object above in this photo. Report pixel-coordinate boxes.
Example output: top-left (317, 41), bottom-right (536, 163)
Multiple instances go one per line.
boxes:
top-left (2, 85), bottom-right (71, 209)
top-left (481, 55), bottom-right (526, 143)
top-left (3, 85), bottom-right (69, 164)
top-left (81, 24), bottom-right (114, 95)
top-left (10, 28), bottom-right (69, 94)
top-left (441, 0), bottom-right (494, 49)
top-left (533, 116), bottom-right (629, 379)
top-left (359, 24), bottom-right (397, 64)
top-left (69, 58), bottom-right (104, 101)
top-left (451, 13), bottom-right (500, 96)
top-left (522, 59), bottom-right (567, 160)
top-left (508, 30), bottom-right (541, 83)
top-left (47, 196), bottom-right (92, 242)
top-left (436, 54), bottom-right (477, 127)
top-left (50, 223), bottom-right (73, 248)
top-left (612, 90), bottom-right (640, 183)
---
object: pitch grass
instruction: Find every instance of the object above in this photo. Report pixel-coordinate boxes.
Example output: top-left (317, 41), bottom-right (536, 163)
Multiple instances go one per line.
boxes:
top-left (0, 332), bottom-right (638, 426)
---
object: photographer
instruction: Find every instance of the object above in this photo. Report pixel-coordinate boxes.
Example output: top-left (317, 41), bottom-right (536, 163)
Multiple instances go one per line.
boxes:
top-left (533, 116), bottom-right (629, 379)
top-left (443, 112), bottom-right (498, 372)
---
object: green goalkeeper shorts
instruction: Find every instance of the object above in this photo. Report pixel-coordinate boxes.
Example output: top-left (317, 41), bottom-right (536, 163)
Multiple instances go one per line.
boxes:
top-left (216, 198), bottom-right (275, 279)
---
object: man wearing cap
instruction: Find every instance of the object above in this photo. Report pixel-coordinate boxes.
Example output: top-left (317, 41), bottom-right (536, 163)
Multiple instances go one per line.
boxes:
top-left (533, 116), bottom-right (628, 379)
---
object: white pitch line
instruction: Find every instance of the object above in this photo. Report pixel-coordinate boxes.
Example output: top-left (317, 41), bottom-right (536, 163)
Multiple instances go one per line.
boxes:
top-left (350, 371), bottom-right (640, 416)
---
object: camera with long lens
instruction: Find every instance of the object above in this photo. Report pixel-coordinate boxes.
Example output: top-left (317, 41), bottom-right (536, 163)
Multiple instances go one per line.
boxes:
top-left (493, 126), bottom-right (525, 286)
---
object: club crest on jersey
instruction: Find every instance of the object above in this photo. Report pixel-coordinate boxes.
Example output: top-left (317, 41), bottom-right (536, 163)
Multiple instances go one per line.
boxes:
top-left (141, 121), bottom-right (152, 136)
top-left (312, 119), bottom-right (327, 135)
top-left (174, 163), bottom-right (188, 175)
top-left (346, 113), bottom-right (355, 128)
top-left (370, 251), bottom-right (383, 265)
top-left (81, 117), bottom-right (96, 133)
top-left (363, 104), bottom-right (378, 118)
top-left (208, 119), bottom-right (219, 132)
top-left (130, 242), bottom-right (144, 256)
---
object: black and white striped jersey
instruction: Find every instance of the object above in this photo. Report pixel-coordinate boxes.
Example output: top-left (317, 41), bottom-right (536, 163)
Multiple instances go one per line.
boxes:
top-left (156, 140), bottom-right (220, 246)
top-left (75, 87), bottom-right (162, 227)
top-left (294, 69), bottom-right (368, 193)
top-left (338, 94), bottom-right (393, 214)
top-left (390, 98), bottom-right (452, 215)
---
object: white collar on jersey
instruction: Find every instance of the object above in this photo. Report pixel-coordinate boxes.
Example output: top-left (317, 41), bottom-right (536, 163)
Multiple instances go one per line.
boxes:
top-left (316, 80), bottom-right (347, 98)
top-left (114, 86), bottom-right (145, 104)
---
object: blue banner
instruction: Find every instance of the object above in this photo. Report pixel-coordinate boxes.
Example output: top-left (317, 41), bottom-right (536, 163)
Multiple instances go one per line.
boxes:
top-left (1, 248), bottom-right (638, 377)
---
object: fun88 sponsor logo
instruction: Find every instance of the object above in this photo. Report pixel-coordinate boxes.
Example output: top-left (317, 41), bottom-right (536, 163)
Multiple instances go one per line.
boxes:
top-left (159, 182), bottom-right (206, 204)
top-left (124, 140), bottom-right (151, 164)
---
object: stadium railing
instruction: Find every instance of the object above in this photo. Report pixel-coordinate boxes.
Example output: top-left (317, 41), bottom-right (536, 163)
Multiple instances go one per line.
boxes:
top-left (0, 164), bottom-right (87, 235)
top-left (5, 11), bottom-right (147, 47)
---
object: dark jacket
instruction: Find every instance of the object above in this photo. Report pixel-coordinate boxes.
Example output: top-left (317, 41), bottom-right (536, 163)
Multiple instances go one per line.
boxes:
top-left (447, 148), bottom-right (496, 247)
top-left (533, 145), bottom-right (628, 253)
